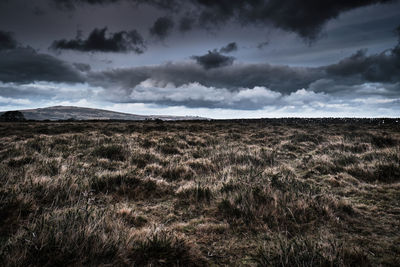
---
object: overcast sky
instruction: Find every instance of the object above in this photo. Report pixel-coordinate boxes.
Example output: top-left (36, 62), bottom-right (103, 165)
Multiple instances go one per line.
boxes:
top-left (0, 0), bottom-right (400, 118)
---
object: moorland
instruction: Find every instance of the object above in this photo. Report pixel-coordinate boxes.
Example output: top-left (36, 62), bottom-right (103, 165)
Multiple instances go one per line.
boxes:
top-left (0, 119), bottom-right (399, 266)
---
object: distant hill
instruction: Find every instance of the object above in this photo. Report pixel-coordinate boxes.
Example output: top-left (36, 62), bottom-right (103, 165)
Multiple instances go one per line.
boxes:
top-left (0, 106), bottom-right (207, 121)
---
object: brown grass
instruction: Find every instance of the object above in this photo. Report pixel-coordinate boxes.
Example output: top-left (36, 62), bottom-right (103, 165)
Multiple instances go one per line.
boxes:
top-left (0, 119), bottom-right (399, 266)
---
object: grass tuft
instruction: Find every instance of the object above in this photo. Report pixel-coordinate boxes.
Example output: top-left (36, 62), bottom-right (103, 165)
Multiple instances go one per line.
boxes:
top-left (92, 145), bottom-right (127, 161)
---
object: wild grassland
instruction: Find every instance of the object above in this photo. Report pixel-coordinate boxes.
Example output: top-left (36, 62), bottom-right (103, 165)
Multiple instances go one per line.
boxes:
top-left (0, 119), bottom-right (399, 266)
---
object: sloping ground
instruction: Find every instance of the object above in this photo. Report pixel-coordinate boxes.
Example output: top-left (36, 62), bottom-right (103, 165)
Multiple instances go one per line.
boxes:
top-left (0, 120), bottom-right (399, 266)
top-left (0, 106), bottom-right (206, 121)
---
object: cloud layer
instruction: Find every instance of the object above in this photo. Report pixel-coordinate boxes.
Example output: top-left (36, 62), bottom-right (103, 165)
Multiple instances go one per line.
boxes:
top-left (50, 0), bottom-right (395, 40)
top-left (1, 37), bottom-right (399, 110)
top-left (84, 36), bottom-right (400, 109)
top-left (219, 42), bottom-right (238, 54)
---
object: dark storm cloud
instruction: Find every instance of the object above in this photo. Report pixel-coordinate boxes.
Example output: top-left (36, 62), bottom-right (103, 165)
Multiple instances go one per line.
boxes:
top-left (149, 17), bottom-right (175, 39)
top-left (192, 51), bottom-right (235, 69)
top-left (193, 0), bottom-right (396, 39)
top-left (51, 27), bottom-right (146, 53)
top-left (0, 30), bottom-right (17, 50)
top-left (0, 47), bottom-right (84, 83)
top-left (49, 0), bottom-right (396, 39)
top-left (219, 42), bottom-right (237, 53)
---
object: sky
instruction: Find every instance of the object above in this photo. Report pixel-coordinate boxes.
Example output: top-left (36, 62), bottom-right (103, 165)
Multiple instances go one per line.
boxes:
top-left (0, 0), bottom-right (400, 118)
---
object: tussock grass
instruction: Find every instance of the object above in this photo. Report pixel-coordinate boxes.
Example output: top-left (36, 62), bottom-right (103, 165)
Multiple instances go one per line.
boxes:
top-left (0, 120), bottom-right (399, 266)
top-left (92, 144), bottom-right (127, 161)
top-left (131, 152), bottom-right (159, 168)
top-left (161, 165), bottom-right (194, 181)
top-left (2, 207), bottom-right (122, 267)
top-left (177, 183), bottom-right (212, 203)
top-left (129, 231), bottom-right (206, 266)
top-left (253, 235), bottom-right (370, 267)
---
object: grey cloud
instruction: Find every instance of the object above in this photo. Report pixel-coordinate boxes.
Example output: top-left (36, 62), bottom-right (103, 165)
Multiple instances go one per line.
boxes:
top-left (191, 51), bottom-right (235, 69)
top-left (0, 30), bottom-right (17, 50)
top-left (0, 47), bottom-right (84, 83)
top-left (73, 62), bottom-right (91, 72)
top-left (219, 42), bottom-right (237, 53)
top-left (51, 27), bottom-right (146, 53)
top-left (149, 17), bottom-right (174, 39)
top-left (88, 61), bottom-right (323, 93)
top-left (326, 45), bottom-right (400, 83)
top-left (190, 42), bottom-right (238, 70)
top-left (309, 79), bottom-right (400, 98)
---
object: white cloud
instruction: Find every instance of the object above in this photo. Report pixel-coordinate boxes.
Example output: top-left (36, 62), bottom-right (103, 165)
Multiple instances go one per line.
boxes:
top-left (127, 79), bottom-right (282, 109)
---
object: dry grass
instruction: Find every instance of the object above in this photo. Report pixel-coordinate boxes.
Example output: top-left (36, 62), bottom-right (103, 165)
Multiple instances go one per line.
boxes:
top-left (0, 119), bottom-right (399, 266)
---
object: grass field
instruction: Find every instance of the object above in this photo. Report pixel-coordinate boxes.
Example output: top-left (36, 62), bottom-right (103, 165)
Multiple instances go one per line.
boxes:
top-left (0, 119), bottom-right (399, 266)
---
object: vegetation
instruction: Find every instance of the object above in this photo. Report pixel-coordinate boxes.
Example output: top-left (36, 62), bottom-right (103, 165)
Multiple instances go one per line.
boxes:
top-left (0, 119), bottom-right (399, 266)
